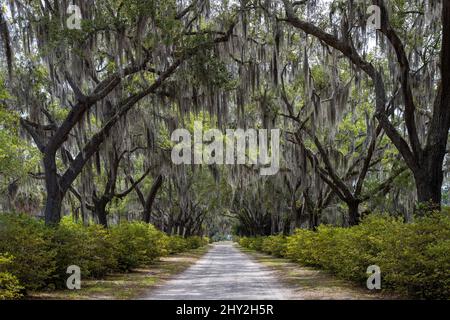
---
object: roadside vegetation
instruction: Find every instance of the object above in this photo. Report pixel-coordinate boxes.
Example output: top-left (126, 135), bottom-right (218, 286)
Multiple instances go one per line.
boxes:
top-left (0, 213), bottom-right (209, 299)
top-left (237, 211), bottom-right (450, 299)
top-left (29, 246), bottom-right (210, 300)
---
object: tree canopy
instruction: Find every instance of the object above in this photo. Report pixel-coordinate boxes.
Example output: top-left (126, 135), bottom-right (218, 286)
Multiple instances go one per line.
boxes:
top-left (0, 0), bottom-right (448, 236)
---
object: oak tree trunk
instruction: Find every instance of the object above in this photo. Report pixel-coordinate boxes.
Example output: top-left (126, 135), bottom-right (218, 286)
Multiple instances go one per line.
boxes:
top-left (414, 150), bottom-right (445, 212)
top-left (43, 153), bottom-right (64, 225)
top-left (347, 201), bottom-right (360, 226)
top-left (94, 199), bottom-right (109, 228)
top-left (143, 175), bottom-right (164, 224)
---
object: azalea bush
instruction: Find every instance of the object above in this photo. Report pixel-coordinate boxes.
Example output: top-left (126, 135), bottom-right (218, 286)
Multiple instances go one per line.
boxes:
top-left (52, 217), bottom-right (117, 281)
top-left (0, 213), bottom-right (209, 297)
top-left (186, 236), bottom-right (210, 249)
top-left (239, 212), bottom-right (450, 299)
top-left (261, 235), bottom-right (287, 257)
top-left (0, 213), bottom-right (56, 291)
top-left (0, 254), bottom-right (23, 300)
top-left (110, 222), bottom-right (168, 271)
top-left (238, 236), bottom-right (264, 251)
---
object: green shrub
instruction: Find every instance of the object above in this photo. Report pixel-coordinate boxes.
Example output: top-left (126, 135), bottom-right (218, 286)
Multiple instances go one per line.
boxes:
top-left (239, 236), bottom-right (264, 251)
top-left (261, 235), bottom-right (287, 257)
top-left (186, 236), bottom-right (209, 249)
top-left (238, 237), bottom-right (251, 248)
top-left (376, 213), bottom-right (450, 298)
top-left (0, 213), bottom-right (56, 291)
top-left (166, 235), bottom-right (188, 254)
top-left (285, 228), bottom-right (319, 266)
top-left (0, 213), bottom-right (197, 296)
top-left (166, 235), bottom-right (209, 254)
top-left (251, 237), bottom-right (264, 251)
top-left (0, 254), bottom-right (23, 300)
top-left (110, 221), bottom-right (165, 271)
top-left (52, 217), bottom-right (117, 283)
top-left (244, 212), bottom-right (450, 299)
top-left (186, 236), bottom-right (202, 249)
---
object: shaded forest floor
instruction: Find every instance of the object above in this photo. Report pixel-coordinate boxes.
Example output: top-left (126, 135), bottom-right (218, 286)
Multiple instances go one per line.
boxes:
top-left (239, 246), bottom-right (403, 299)
top-left (28, 246), bottom-right (210, 300)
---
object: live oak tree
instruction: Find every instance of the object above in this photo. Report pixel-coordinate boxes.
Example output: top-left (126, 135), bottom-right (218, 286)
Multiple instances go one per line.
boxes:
top-left (279, 0), bottom-right (450, 211)
top-left (0, 77), bottom-right (41, 211)
top-left (87, 142), bottom-right (151, 227)
top-left (0, 0), bottom-right (448, 236)
top-left (281, 61), bottom-right (407, 225)
top-left (130, 173), bottom-right (164, 224)
top-left (2, 0), bottom-right (237, 224)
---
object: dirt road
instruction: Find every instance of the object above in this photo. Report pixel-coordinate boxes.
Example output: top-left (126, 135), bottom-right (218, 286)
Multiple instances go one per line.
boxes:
top-left (145, 242), bottom-right (292, 300)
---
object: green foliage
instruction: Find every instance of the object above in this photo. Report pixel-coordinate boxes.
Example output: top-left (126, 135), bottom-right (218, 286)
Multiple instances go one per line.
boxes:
top-left (261, 235), bottom-right (287, 257)
top-left (0, 213), bottom-right (56, 291)
top-left (0, 213), bottom-right (210, 296)
top-left (0, 78), bottom-right (40, 186)
top-left (166, 235), bottom-right (189, 254)
top-left (52, 217), bottom-right (117, 282)
top-left (240, 212), bottom-right (450, 299)
top-left (0, 254), bottom-right (23, 300)
top-left (377, 214), bottom-right (450, 298)
top-left (186, 236), bottom-right (210, 249)
top-left (187, 50), bottom-right (236, 90)
top-left (165, 235), bottom-right (209, 254)
top-left (110, 221), bottom-right (167, 271)
top-left (238, 236), bottom-right (264, 251)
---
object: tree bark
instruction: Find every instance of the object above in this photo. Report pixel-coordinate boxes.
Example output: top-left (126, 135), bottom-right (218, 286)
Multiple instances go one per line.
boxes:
top-left (143, 175), bottom-right (164, 223)
top-left (96, 207), bottom-right (108, 228)
top-left (93, 197), bottom-right (109, 228)
top-left (347, 201), bottom-right (360, 226)
top-left (43, 153), bottom-right (64, 225)
top-left (309, 210), bottom-right (319, 230)
top-left (414, 159), bottom-right (444, 211)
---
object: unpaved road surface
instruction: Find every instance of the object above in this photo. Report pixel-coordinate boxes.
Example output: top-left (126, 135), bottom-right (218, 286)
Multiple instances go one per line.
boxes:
top-left (145, 242), bottom-right (293, 300)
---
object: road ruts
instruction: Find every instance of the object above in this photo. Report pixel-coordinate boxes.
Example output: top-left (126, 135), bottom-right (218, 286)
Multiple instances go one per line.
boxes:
top-left (144, 242), bottom-right (293, 300)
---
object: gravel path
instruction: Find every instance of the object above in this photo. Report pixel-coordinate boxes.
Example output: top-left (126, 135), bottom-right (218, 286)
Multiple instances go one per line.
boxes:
top-left (145, 242), bottom-right (293, 300)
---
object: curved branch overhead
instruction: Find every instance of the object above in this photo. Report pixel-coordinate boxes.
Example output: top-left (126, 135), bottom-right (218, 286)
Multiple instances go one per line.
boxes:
top-left (0, 0), bottom-right (448, 233)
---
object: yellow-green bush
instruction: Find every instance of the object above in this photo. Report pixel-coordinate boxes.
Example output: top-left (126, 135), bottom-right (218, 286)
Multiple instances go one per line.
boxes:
top-left (239, 237), bottom-right (251, 248)
top-left (166, 235), bottom-right (209, 254)
top-left (376, 214), bottom-right (450, 298)
top-left (186, 236), bottom-right (209, 249)
top-left (166, 235), bottom-right (188, 254)
top-left (242, 212), bottom-right (450, 299)
top-left (52, 217), bottom-right (117, 282)
top-left (110, 222), bottom-right (167, 271)
top-left (0, 213), bottom-right (56, 291)
top-left (238, 237), bottom-right (251, 248)
top-left (0, 213), bottom-right (211, 296)
top-left (0, 254), bottom-right (23, 300)
top-left (261, 235), bottom-right (287, 257)
top-left (284, 228), bottom-right (319, 266)
top-left (239, 236), bottom-right (264, 251)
